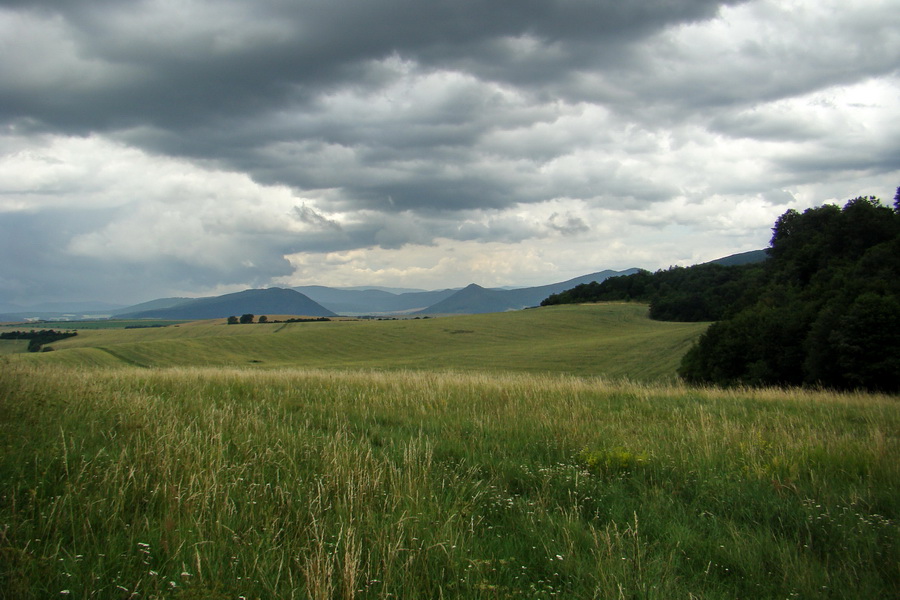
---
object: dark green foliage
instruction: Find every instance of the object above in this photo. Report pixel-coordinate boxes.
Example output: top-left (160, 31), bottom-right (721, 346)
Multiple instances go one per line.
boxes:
top-left (680, 195), bottom-right (900, 391)
top-left (257, 315), bottom-right (267, 323)
top-left (267, 316), bottom-right (332, 323)
top-left (541, 262), bottom-right (764, 322)
top-left (227, 316), bottom-right (239, 325)
top-left (239, 313), bottom-right (254, 324)
top-left (543, 270), bottom-right (654, 306)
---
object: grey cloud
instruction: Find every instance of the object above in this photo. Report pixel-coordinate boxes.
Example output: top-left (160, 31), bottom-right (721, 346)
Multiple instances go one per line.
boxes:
top-left (0, 210), bottom-right (269, 304)
top-left (1, 1), bottom-right (740, 151)
top-left (708, 110), bottom-right (826, 142)
top-left (547, 212), bottom-right (590, 236)
top-left (2, 0), bottom-right (898, 304)
top-left (294, 204), bottom-right (342, 231)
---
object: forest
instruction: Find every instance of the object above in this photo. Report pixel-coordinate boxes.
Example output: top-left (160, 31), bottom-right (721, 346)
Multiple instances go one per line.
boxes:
top-left (543, 192), bottom-right (900, 392)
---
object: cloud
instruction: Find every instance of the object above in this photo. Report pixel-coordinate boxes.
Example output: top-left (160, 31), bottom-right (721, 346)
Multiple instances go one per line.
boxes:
top-left (294, 204), bottom-right (342, 231)
top-left (547, 212), bottom-right (590, 236)
top-left (0, 0), bottom-right (898, 304)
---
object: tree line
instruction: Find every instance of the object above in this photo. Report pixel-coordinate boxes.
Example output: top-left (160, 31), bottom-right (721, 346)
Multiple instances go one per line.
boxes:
top-left (0, 329), bottom-right (78, 352)
top-left (543, 191), bottom-right (900, 392)
top-left (226, 314), bottom-right (332, 324)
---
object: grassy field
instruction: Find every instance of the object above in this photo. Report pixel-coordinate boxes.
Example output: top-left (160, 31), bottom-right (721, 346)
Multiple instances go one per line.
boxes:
top-left (1, 304), bottom-right (707, 380)
top-left (1, 304), bottom-right (898, 598)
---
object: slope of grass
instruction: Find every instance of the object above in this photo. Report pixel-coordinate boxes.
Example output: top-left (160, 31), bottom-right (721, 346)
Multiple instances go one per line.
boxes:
top-left (1, 365), bottom-right (897, 598)
top-left (0, 340), bottom-right (28, 355)
top-left (4, 304), bottom-right (707, 380)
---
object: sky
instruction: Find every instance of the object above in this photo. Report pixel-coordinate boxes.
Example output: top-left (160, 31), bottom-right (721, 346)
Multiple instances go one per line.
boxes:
top-left (1, 0), bottom-right (899, 306)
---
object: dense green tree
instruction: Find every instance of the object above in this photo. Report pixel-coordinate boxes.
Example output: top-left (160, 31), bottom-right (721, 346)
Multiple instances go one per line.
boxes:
top-left (541, 262), bottom-right (764, 322)
top-left (681, 195), bottom-right (900, 391)
top-left (227, 316), bottom-right (239, 325)
top-left (239, 313), bottom-right (255, 324)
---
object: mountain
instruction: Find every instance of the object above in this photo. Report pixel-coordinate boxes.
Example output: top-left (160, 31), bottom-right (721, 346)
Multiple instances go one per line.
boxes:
top-left (297, 270), bottom-right (641, 315)
top-left (342, 285), bottom-right (427, 294)
top-left (707, 249), bottom-right (768, 267)
top-left (294, 286), bottom-right (457, 314)
top-left (119, 288), bottom-right (336, 319)
top-left (110, 297), bottom-right (193, 316)
top-left (414, 284), bottom-right (509, 315)
top-left (294, 286), bottom-right (415, 314)
top-left (416, 269), bottom-right (641, 315)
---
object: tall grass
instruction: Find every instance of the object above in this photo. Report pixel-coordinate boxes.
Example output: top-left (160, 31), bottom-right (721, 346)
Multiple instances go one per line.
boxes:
top-left (1, 363), bottom-right (898, 598)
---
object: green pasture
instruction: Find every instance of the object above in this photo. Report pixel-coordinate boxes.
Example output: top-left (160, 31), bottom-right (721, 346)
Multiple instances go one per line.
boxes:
top-left (0, 339), bottom-right (28, 355)
top-left (2, 303), bottom-right (896, 598)
top-left (0, 365), bottom-right (897, 599)
top-left (4, 304), bottom-right (708, 380)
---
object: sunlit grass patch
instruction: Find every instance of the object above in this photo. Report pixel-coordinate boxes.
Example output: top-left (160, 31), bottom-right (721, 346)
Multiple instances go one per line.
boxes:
top-left (577, 447), bottom-right (650, 476)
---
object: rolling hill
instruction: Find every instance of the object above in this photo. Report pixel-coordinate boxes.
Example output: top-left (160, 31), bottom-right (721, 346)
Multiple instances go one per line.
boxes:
top-left (5, 304), bottom-right (709, 380)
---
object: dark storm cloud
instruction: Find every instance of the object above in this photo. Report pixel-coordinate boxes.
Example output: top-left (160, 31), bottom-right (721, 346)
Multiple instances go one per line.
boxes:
top-left (1, 0), bottom-right (898, 304)
top-left (1, 0), bottom-right (740, 164)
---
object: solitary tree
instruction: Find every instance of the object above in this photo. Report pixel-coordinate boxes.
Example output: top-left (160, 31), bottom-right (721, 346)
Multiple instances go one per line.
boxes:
top-left (258, 315), bottom-right (268, 323)
top-left (239, 313), bottom-right (255, 324)
top-left (227, 316), bottom-right (239, 325)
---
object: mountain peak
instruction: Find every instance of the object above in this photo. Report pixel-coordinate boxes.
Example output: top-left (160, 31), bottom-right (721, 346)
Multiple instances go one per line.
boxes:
top-left (120, 287), bottom-right (335, 319)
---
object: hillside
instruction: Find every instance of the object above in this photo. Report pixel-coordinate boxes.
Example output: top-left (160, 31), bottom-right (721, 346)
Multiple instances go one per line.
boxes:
top-left (109, 296), bottom-right (192, 315)
top-left (415, 283), bottom-right (511, 314)
top-left (6, 304), bottom-right (708, 380)
top-left (707, 249), bottom-right (768, 266)
top-left (119, 287), bottom-right (336, 319)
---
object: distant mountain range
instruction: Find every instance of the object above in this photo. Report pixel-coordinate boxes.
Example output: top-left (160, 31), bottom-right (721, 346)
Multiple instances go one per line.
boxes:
top-left (413, 269), bottom-right (642, 315)
top-left (0, 251), bottom-right (769, 321)
top-left (291, 285), bottom-right (457, 315)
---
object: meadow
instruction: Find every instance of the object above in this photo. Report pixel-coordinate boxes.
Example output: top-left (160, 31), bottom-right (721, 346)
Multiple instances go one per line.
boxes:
top-left (0, 304), bottom-right (705, 379)
top-left (0, 304), bottom-right (897, 598)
